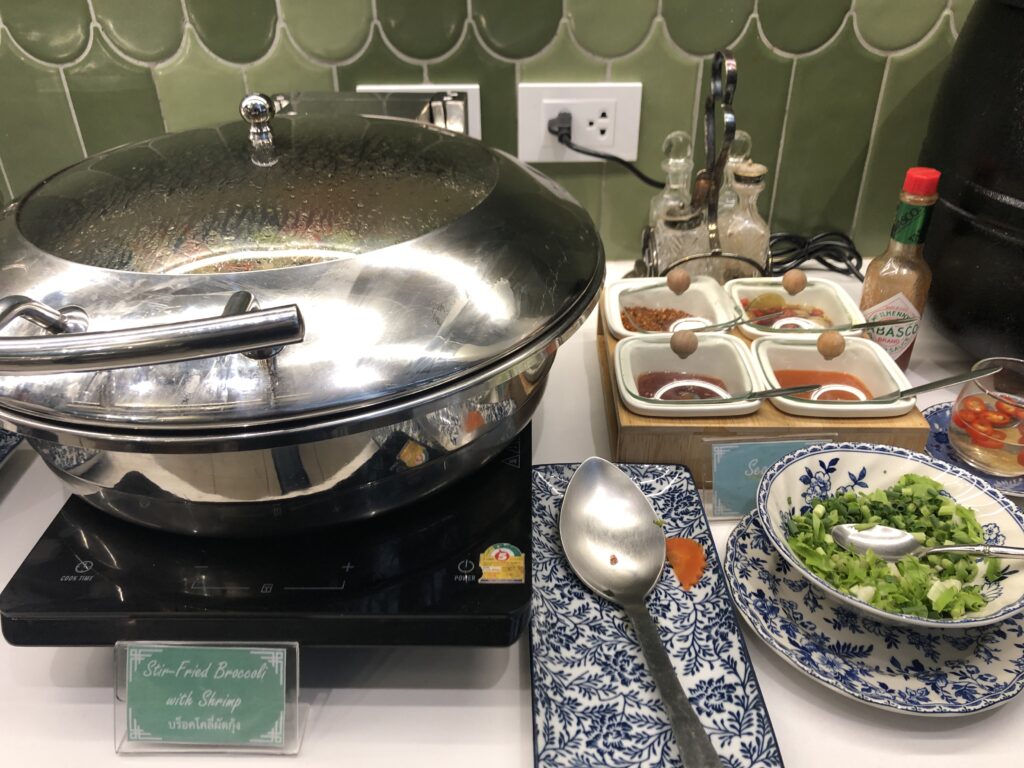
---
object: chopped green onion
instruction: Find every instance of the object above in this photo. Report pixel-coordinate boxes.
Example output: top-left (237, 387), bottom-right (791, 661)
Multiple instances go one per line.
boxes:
top-left (785, 473), bottom-right (999, 620)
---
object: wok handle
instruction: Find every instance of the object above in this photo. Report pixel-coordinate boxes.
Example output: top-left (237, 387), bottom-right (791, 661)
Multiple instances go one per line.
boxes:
top-left (0, 291), bottom-right (304, 374)
top-left (624, 601), bottom-right (722, 767)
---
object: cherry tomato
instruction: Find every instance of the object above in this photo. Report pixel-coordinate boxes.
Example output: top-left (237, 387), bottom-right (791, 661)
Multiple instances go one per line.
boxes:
top-left (987, 428), bottom-right (1008, 447)
top-left (1018, 450), bottom-right (1024, 468)
top-left (973, 429), bottom-right (1006, 449)
top-left (970, 421), bottom-right (994, 437)
top-left (959, 409), bottom-right (980, 425)
top-left (982, 411), bottom-right (1013, 427)
top-left (995, 400), bottom-right (1017, 416)
top-left (1016, 406), bottom-right (1024, 420)
top-left (962, 395), bottom-right (986, 413)
top-left (953, 411), bottom-right (969, 429)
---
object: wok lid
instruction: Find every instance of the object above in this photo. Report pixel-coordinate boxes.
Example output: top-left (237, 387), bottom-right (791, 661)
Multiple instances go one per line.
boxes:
top-left (0, 97), bottom-right (603, 431)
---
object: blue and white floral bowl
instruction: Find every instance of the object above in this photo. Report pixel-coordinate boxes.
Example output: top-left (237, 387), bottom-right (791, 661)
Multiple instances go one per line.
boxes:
top-left (725, 512), bottom-right (1024, 715)
top-left (755, 442), bottom-right (1024, 629)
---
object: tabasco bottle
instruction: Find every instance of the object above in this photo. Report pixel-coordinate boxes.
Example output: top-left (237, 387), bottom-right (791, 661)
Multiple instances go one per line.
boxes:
top-left (859, 167), bottom-right (941, 370)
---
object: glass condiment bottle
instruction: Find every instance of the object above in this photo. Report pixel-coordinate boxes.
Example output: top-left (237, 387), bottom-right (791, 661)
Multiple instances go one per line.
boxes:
top-left (719, 160), bottom-right (769, 271)
top-left (649, 131), bottom-right (704, 273)
top-left (650, 131), bottom-right (694, 228)
top-left (655, 209), bottom-right (707, 274)
top-left (859, 167), bottom-right (941, 371)
top-left (717, 129), bottom-right (752, 212)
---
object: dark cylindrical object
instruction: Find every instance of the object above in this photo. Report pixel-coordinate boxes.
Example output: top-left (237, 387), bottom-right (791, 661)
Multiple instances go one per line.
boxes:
top-left (919, 0), bottom-right (1024, 358)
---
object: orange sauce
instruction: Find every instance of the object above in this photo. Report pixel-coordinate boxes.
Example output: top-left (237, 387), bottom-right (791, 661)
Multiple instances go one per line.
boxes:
top-left (666, 538), bottom-right (706, 590)
top-left (774, 369), bottom-right (873, 401)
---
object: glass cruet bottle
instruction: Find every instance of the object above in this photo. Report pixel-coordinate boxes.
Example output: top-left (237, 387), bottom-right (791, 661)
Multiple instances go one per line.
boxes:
top-left (717, 130), bottom-right (753, 212)
top-left (650, 131), bottom-right (706, 273)
top-left (719, 161), bottom-right (770, 270)
top-left (649, 130), bottom-right (694, 228)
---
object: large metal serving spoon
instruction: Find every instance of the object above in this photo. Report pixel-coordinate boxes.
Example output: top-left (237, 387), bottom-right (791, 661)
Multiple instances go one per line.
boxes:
top-left (560, 457), bottom-right (721, 767)
top-left (831, 523), bottom-right (1024, 562)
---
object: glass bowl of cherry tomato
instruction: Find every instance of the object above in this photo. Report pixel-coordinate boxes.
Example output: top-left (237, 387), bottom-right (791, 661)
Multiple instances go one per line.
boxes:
top-left (949, 358), bottom-right (1024, 478)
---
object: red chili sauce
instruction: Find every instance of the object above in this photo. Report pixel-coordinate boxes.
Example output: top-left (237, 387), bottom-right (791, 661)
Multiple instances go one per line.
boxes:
top-left (774, 369), bottom-right (873, 401)
top-left (636, 372), bottom-right (729, 401)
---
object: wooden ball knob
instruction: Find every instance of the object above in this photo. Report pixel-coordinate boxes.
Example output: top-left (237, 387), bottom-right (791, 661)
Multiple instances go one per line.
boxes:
top-left (666, 267), bottom-right (691, 295)
top-left (782, 268), bottom-right (807, 296)
top-left (817, 330), bottom-right (845, 360)
top-left (670, 330), bottom-right (699, 358)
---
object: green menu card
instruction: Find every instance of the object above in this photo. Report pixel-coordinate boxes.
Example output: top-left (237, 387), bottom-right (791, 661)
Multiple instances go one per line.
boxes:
top-left (124, 644), bottom-right (287, 747)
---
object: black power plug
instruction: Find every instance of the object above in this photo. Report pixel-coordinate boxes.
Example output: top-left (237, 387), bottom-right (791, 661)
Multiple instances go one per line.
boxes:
top-left (546, 111), bottom-right (574, 143)
top-left (544, 110), bottom-right (663, 188)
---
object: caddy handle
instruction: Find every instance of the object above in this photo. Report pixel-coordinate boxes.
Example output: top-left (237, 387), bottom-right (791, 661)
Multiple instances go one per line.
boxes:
top-left (0, 292), bottom-right (304, 374)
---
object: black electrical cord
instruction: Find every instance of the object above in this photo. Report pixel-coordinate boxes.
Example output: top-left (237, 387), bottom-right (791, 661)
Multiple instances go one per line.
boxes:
top-left (546, 112), bottom-right (664, 188)
top-left (546, 111), bottom-right (865, 278)
top-left (768, 232), bottom-right (864, 280)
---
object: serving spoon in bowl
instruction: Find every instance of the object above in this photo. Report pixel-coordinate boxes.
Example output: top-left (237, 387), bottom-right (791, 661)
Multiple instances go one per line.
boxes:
top-left (560, 457), bottom-right (721, 767)
top-left (831, 523), bottom-right (1024, 561)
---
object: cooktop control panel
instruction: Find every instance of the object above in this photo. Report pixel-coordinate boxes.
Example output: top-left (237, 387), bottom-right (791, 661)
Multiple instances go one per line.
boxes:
top-left (0, 430), bottom-right (532, 647)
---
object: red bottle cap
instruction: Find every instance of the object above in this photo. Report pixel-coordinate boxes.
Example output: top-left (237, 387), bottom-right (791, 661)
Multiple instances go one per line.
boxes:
top-left (902, 167), bottom-right (941, 196)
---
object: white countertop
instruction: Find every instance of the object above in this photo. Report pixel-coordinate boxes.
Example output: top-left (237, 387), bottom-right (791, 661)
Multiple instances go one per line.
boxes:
top-left (1, 264), bottom-right (1018, 767)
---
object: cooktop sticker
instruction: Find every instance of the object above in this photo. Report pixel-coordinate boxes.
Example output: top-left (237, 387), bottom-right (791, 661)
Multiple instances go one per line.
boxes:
top-left (479, 543), bottom-right (525, 584)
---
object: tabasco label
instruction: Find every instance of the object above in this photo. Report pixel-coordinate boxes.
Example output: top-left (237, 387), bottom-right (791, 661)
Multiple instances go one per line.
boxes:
top-left (890, 201), bottom-right (932, 245)
top-left (862, 292), bottom-right (920, 360)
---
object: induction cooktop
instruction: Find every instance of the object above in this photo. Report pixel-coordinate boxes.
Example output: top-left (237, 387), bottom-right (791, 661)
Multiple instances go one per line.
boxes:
top-left (0, 429), bottom-right (531, 647)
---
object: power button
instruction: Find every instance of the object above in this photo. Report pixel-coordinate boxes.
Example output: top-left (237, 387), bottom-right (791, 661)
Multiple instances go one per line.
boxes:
top-left (457, 559), bottom-right (474, 574)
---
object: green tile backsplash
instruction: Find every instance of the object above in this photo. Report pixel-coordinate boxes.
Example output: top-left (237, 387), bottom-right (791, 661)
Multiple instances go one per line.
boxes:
top-left (0, 0), bottom-right (977, 261)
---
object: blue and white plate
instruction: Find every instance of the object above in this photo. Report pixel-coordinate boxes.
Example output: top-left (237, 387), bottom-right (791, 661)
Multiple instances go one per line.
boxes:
top-left (0, 429), bottom-right (21, 468)
top-left (726, 511), bottom-right (1024, 715)
top-left (530, 463), bottom-right (784, 767)
top-left (925, 402), bottom-right (1024, 497)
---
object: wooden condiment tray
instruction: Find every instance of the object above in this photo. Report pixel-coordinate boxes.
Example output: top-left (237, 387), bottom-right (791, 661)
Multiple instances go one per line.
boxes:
top-left (596, 301), bottom-right (930, 486)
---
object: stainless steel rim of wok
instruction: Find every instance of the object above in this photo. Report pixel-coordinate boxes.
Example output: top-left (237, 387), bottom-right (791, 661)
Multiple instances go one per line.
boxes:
top-left (0, 94), bottom-right (604, 535)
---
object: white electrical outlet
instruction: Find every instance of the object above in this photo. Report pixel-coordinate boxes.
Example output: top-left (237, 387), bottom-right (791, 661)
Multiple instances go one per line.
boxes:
top-left (517, 82), bottom-right (642, 163)
top-left (355, 83), bottom-right (482, 139)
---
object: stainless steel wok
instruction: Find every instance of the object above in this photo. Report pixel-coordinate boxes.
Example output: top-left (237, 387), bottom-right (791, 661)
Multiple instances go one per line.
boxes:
top-left (0, 95), bottom-right (604, 536)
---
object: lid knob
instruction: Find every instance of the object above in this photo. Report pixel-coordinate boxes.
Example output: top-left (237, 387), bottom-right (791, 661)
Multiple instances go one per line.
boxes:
top-left (239, 93), bottom-right (277, 166)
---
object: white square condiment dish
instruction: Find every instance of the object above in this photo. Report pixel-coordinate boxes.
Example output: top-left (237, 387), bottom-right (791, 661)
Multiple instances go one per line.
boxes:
top-left (724, 276), bottom-right (865, 340)
top-left (604, 277), bottom-right (740, 339)
top-left (751, 336), bottom-right (915, 418)
top-left (615, 334), bottom-right (765, 417)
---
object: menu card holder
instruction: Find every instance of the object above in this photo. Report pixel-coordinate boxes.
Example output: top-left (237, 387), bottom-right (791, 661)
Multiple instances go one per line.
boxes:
top-left (700, 434), bottom-right (837, 519)
top-left (114, 641), bottom-right (302, 754)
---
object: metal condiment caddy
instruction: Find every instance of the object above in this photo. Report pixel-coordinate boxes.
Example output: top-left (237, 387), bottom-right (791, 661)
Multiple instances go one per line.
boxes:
top-left (637, 51), bottom-right (769, 282)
